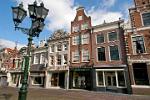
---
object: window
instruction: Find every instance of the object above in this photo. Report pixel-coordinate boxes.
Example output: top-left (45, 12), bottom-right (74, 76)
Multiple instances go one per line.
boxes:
top-left (12, 74), bottom-right (18, 84)
top-left (57, 44), bottom-right (62, 51)
top-left (97, 47), bottom-right (106, 61)
top-left (108, 32), bottom-right (117, 41)
top-left (72, 26), bottom-right (79, 32)
top-left (81, 23), bottom-right (88, 30)
top-left (64, 54), bottom-right (68, 64)
top-left (133, 63), bottom-right (149, 85)
top-left (33, 77), bottom-right (44, 85)
top-left (50, 56), bottom-right (54, 65)
top-left (132, 36), bottom-right (145, 54)
top-left (64, 43), bottom-right (68, 51)
top-left (34, 54), bottom-right (39, 64)
top-left (72, 36), bottom-right (80, 45)
top-left (51, 44), bottom-right (55, 52)
top-left (40, 53), bottom-right (45, 64)
top-left (82, 34), bottom-right (89, 44)
top-left (97, 71), bottom-right (104, 86)
top-left (110, 45), bottom-right (120, 60)
top-left (118, 71), bottom-right (126, 87)
top-left (72, 51), bottom-right (80, 62)
top-left (57, 55), bottom-right (61, 65)
top-left (142, 12), bottom-right (150, 26)
top-left (78, 16), bottom-right (82, 21)
top-left (97, 34), bottom-right (104, 43)
top-left (82, 49), bottom-right (89, 62)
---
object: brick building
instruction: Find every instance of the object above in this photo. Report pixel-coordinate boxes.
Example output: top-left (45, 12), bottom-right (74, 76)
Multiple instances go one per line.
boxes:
top-left (92, 20), bottom-right (131, 93)
top-left (0, 47), bottom-right (23, 87)
top-left (69, 7), bottom-right (93, 90)
top-left (125, 0), bottom-right (150, 95)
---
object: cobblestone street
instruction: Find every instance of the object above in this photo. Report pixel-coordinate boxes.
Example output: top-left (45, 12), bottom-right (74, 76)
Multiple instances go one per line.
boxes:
top-left (0, 86), bottom-right (150, 100)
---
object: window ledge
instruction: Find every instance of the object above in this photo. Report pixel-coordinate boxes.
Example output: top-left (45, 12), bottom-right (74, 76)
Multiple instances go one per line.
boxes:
top-left (131, 85), bottom-right (150, 88)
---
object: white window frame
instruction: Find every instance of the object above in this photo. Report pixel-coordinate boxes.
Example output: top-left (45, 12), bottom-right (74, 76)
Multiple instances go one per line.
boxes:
top-left (72, 25), bottom-right (79, 32)
top-left (108, 31), bottom-right (118, 42)
top-left (72, 36), bottom-right (79, 45)
top-left (72, 51), bottom-right (80, 63)
top-left (63, 43), bottom-right (68, 51)
top-left (97, 47), bottom-right (106, 62)
top-left (108, 45), bottom-right (120, 61)
top-left (96, 69), bottom-right (127, 88)
top-left (81, 23), bottom-right (89, 30)
top-left (131, 35), bottom-right (146, 55)
top-left (50, 44), bottom-right (55, 53)
top-left (141, 11), bottom-right (150, 27)
top-left (96, 33), bottom-right (105, 44)
top-left (56, 55), bottom-right (62, 65)
top-left (81, 33), bottom-right (89, 44)
top-left (34, 54), bottom-right (39, 64)
top-left (82, 49), bottom-right (89, 62)
top-left (49, 55), bottom-right (54, 66)
top-left (40, 53), bottom-right (45, 64)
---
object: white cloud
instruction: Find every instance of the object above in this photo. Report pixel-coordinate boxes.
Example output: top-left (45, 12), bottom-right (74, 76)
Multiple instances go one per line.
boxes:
top-left (15, 0), bottom-right (76, 31)
top-left (0, 39), bottom-right (26, 50)
top-left (15, 0), bottom-right (124, 31)
top-left (101, 0), bottom-right (116, 8)
top-left (88, 8), bottom-right (123, 26)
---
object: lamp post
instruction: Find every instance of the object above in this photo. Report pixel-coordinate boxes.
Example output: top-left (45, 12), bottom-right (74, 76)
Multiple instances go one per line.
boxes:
top-left (11, 1), bottom-right (49, 100)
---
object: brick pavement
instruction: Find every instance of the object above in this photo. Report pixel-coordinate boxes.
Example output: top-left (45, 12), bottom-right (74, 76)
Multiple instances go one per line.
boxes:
top-left (0, 86), bottom-right (150, 100)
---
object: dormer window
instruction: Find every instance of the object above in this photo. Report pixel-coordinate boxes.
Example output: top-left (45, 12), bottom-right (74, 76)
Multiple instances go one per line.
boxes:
top-left (78, 16), bottom-right (82, 21)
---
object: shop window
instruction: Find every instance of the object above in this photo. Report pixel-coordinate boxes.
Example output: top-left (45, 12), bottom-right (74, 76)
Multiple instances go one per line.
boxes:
top-left (97, 71), bottom-right (104, 86)
top-left (118, 71), bottom-right (126, 87)
top-left (97, 47), bottom-right (106, 61)
top-left (51, 73), bottom-right (58, 86)
top-left (12, 74), bottom-right (18, 84)
top-left (133, 63), bottom-right (149, 85)
top-left (110, 45), bottom-right (120, 60)
top-left (97, 34), bottom-right (104, 43)
top-left (33, 77), bottom-right (44, 85)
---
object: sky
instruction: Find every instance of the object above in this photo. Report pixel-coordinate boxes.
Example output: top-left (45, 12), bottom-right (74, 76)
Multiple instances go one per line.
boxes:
top-left (0, 0), bottom-right (134, 49)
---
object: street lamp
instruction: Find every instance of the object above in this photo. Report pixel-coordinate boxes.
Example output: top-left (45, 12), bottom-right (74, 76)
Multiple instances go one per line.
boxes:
top-left (12, 1), bottom-right (49, 100)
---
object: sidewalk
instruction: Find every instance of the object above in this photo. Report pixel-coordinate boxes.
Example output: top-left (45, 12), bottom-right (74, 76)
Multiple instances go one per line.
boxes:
top-left (0, 86), bottom-right (150, 100)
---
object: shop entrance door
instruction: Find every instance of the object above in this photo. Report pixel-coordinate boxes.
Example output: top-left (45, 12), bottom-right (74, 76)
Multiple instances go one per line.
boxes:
top-left (105, 72), bottom-right (117, 90)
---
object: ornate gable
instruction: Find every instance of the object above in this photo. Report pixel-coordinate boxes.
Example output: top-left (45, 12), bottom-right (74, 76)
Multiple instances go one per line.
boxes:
top-left (49, 29), bottom-right (69, 40)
